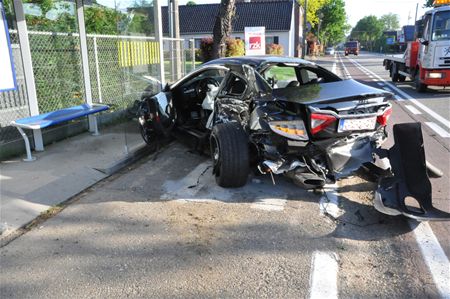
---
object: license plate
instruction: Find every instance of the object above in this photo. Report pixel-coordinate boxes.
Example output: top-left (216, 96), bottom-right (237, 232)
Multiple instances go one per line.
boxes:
top-left (338, 117), bottom-right (377, 132)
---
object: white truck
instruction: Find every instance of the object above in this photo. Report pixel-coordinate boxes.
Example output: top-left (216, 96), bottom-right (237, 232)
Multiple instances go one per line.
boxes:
top-left (383, 0), bottom-right (450, 92)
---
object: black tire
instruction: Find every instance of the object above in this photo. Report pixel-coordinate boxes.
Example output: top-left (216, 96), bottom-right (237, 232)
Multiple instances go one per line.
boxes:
top-left (399, 75), bottom-right (406, 82)
top-left (391, 64), bottom-right (399, 82)
top-left (210, 122), bottom-right (249, 188)
top-left (415, 70), bottom-right (427, 92)
top-left (139, 122), bottom-right (158, 152)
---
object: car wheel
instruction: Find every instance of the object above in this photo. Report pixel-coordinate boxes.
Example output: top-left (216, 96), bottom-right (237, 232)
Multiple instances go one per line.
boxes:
top-left (399, 75), bottom-right (406, 82)
top-left (415, 70), bottom-right (427, 92)
top-left (210, 122), bottom-right (249, 188)
top-left (139, 121), bottom-right (158, 152)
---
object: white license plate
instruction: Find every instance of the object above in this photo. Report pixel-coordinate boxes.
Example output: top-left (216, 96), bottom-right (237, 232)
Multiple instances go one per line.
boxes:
top-left (338, 117), bottom-right (377, 132)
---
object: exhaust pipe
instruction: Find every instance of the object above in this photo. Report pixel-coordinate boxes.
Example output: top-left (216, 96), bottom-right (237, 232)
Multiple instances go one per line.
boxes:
top-left (285, 171), bottom-right (326, 190)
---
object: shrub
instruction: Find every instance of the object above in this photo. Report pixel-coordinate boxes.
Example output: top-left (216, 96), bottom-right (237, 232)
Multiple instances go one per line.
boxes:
top-left (199, 37), bottom-right (245, 62)
top-left (225, 38), bottom-right (245, 57)
top-left (199, 37), bottom-right (214, 62)
top-left (266, 43), bottom-right (284, 55)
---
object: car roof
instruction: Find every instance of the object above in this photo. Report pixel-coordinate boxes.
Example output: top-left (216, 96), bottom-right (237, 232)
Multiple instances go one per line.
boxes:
top-left (202, 56), bottom-right (315, 68)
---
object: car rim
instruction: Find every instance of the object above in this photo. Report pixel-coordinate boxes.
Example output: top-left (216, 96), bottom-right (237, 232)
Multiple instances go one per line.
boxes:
top-left (211, 135), bottom-right (220, 174)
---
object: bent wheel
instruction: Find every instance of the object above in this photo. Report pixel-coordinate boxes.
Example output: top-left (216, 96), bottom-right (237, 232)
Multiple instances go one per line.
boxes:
top-left (210, 122), bottom-right (249, 188)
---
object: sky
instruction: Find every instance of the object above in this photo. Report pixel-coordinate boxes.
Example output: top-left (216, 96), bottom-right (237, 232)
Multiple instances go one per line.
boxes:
top-left (175, 0), bottom-right (431, 29)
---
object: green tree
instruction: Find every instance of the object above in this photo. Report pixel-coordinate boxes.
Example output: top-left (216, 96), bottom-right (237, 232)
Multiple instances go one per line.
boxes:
top-left (318, 0), bottom-right (349, 46)
top-left (298, 0), bottom-right (328, 27)
top-left (424, 0), bottom-right (434, 7)
top-left (186, 1), bottom-right (196, 5)
top-left (350, 15), bottom-right (384, 51)
top-left (379, 13), bottom-right (400, 30)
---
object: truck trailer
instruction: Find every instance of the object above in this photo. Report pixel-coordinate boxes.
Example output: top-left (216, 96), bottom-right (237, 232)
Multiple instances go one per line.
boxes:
top-left (382, 0), bottom-right (450, 92)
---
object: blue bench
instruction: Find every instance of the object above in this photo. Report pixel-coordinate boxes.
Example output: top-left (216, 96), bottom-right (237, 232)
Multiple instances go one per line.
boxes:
top-left (10, 103), bottom-right (109, 161)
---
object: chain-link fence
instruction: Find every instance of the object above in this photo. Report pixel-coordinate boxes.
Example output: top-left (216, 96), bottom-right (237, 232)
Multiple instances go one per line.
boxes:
top-left (163, 38), bottom-right (200, 83)
top-left (0, 31), bottom-right (194, 146)
top-left (87, 34), bottom-right (161, 111)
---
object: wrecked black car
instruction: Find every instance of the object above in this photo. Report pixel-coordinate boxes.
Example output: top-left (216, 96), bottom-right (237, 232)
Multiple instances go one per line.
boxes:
top-left (136, 56), bottom-right (450, 221)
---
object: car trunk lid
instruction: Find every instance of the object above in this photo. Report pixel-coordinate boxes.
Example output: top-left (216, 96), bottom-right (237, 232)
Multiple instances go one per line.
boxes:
top-left (271, 79), bottom-right (393, 105)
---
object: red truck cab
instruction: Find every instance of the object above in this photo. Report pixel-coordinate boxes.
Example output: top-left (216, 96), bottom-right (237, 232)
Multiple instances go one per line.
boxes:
top-left (345, 41), bottom-right (360, 56)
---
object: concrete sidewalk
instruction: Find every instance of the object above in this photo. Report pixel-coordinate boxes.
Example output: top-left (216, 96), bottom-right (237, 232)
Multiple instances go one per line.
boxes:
top-left (0, 121), bottom-right (149, 240)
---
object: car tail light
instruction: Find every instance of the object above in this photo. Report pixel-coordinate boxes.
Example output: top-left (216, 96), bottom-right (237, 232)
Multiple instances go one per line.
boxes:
top-left (377, 107), bottom-right (392, 126)
top-left (310, 113), bottom-right (337, 134)
top-left (269, 120), bottom-right (309, 141)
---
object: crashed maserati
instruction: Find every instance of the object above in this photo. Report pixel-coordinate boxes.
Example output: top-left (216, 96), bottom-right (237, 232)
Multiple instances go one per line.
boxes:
top-left (136, 56), bottom-right (449, 221)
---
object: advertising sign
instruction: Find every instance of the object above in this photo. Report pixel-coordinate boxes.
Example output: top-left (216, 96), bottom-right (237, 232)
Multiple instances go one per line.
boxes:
top-left (386, 37), bottom-right (395, 45)
top-left (0, 1), bottom-right (17, 92)
top-left (397, 30), bottom-right (405, 43)
top-left (245, 26), bottom-right (265, 56)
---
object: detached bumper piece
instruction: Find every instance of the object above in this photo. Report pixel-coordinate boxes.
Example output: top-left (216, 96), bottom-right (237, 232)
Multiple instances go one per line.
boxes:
top-left (374, 123), bottom-right (450, 221)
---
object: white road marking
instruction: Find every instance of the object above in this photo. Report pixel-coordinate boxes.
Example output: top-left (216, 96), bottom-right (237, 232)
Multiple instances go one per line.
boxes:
top-left (319, 183), bottom-right (342, 218)
top-left (394, 95), bottom-right (405, 102)
top-left (331, 62), bottom-right (337, 74)
top-left (376, 82), bottom-right (384, 86)
top-left (251, 198), bottom-right (287, 211)
top-left (337, 53), bottom-right (352, 79)
top-left (409, 221), bottom-right (450, 298)
top-left (346, 57), bottom-right (450, 129)
top-left (309, 251), bottom-right (339, 299)
top-left (405, 104), bottom-right (422, 115)
top-left (425, 122), bottom-right (450, 138)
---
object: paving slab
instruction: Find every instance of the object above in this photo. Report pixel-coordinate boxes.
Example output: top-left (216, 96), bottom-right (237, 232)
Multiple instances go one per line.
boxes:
top-left (0, 122), bottom-right (146, 238)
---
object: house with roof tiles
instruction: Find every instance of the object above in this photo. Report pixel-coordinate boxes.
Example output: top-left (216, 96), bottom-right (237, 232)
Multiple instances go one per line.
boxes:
top-left (162, 0), bottom-right (304, 57)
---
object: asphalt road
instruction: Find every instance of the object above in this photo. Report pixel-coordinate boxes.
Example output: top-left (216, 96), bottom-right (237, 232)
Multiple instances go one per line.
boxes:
top-left (1, 53), bottom-right (449, 298)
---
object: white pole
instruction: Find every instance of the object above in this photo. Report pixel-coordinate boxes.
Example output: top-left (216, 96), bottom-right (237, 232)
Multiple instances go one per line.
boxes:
top-left (93, 36), bottom-right (102, 103)
top-left (13, 0), bottom-right (43, 151)
top-left (191, 39), bottom-right (195, 71)
top-left (154, 0), bottom-right (166, 86)
top-left (76, 0), bottom-right (97, 133)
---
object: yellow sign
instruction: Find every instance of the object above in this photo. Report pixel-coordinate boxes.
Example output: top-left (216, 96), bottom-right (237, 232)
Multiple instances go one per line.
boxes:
top-left (118, 40), bottom-right (160, 67)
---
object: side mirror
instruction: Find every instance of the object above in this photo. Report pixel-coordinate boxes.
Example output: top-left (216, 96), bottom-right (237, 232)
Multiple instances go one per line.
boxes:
top-left (420, 39), bottom-right (429, 46)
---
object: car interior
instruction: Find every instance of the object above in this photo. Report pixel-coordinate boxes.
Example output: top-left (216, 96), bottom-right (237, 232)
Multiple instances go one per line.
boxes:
top-left (261, 63), bottom-right (341, 89)
top-left (170, 68), bottom-right (228, 131)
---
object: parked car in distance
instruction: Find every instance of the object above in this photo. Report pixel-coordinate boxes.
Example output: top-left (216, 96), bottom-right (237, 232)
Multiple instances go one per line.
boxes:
top-left (325, 47), bottom-right (335, 55)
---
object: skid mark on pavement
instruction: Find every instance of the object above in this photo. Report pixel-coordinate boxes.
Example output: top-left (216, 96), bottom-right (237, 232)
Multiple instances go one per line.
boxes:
top-left (309, 251), bottom-right (339, 299)
top-left (409, 221), bottom-right (450, 299)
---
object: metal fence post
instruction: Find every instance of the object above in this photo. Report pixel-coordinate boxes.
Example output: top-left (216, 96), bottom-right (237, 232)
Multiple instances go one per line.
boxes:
top-left (76, 0), bottom-right (97, 134)
top-left (13, 0), bottom-right (43, 151)
top-left (93, 36), bottom-right (102, 103)
top-left (154, 0), bottom-right (165, 86)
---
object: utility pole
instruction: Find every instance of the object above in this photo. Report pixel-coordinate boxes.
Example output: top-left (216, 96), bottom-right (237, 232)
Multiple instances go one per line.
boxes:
top-left (168, 0), bottom-right (182, 80)
top-left (414, 2), bottom-right (419, 23)
top-left (302, 0), bottom-right (307, 58)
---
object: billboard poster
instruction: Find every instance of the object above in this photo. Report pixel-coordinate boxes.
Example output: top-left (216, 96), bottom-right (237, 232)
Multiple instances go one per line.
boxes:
top-left (245, 26), bottom-right (265, 56)
top-left (0, 1), bottom-right (17, 92)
